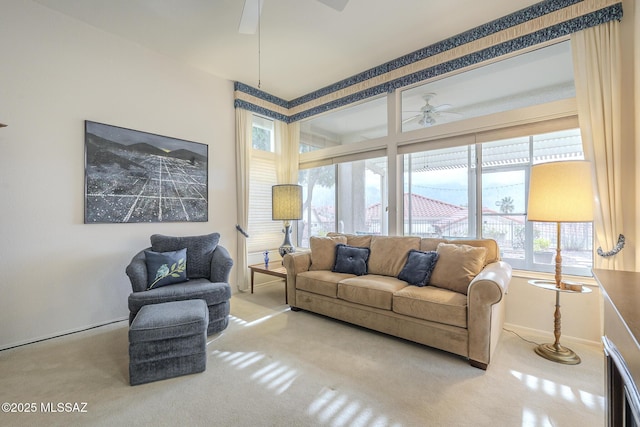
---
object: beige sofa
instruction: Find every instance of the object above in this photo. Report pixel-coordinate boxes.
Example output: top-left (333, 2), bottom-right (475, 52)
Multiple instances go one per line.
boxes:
top-left (283, 234), bottom-right (512, 370)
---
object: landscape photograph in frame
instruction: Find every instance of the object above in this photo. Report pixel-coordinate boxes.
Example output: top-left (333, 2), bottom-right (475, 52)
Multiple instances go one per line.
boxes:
top-left (84, 120), bottom-right (208, 223)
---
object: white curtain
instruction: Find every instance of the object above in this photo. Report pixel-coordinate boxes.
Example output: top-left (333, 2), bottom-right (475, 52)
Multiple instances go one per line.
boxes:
top-left (275, 120), bottom-right (300, 184)
top-left (571, 20), bottom-right (629, 270)
top-left (235, 108), bottom-right (252, 291)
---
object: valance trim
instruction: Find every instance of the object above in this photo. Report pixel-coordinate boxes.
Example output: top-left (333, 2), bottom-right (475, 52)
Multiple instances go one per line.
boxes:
top-left (234, 0), bottom-right (622, 124)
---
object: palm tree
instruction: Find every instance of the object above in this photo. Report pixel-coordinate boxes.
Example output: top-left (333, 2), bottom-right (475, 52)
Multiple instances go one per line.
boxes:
top-left (498, 196), bottom-right (514, 214)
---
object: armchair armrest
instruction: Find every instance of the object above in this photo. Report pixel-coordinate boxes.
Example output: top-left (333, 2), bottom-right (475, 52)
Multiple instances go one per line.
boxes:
top-left (283, 252), bottom-right (311, 307)
top-left (210, 245), bottom-right (233, 283)
top-left (467, 260), bottom-right (512, 369)
top-left (126, 249), bottom-right (149, 293)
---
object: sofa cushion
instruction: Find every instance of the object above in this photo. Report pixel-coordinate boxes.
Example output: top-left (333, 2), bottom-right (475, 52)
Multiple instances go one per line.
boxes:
top-left (337, 275), bottom-right (408, 310)
top-left (144, 248), bottom-right (188, 290)
top-left (128, 279), bottom-right (231, 316)
top-left (368, 236), bottom-right (421, 277)
top-left (328, 233), bottom-right (372, 248)
top-left (397, 250), bottom-right (439, 287)
top-left (150, 233), bottom-right (220, 279)
top-left (296, 270), bottom-right (354, 298)
top-left (393, 285), bottom-right (468, 328)
top-left (430, 243), bottom-right (487, 295)
top-left (309, 236), bottom-right (347, 271)
top-left (332, 244), bottom-right (370, 276)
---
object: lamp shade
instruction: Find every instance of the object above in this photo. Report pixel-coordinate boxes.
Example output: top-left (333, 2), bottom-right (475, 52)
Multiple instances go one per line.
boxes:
top-left (272, 184), bottom-right (303, 221)
top-left (527, 160), bottom-right (594, 222)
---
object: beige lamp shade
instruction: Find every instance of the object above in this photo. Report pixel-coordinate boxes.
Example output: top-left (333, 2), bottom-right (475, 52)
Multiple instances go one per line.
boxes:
top-left (272, 184), bottom-right (303, 221)
top-left (527, 160), bottom-right (594, 222)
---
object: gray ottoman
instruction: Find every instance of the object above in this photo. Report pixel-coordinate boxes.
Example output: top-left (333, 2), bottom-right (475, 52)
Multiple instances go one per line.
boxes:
top-left (129, 299), bottom-right (208, 386)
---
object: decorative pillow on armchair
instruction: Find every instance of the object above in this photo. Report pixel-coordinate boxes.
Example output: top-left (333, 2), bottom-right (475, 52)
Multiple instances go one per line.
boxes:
top-left (332, 244), bottom-right (370, 276)
top-left (144, 248), bottom-right (188, 290)
top-left (397, 249), bottom-right (439, 287)
top-left (150, 233), bottom-right (219, 279)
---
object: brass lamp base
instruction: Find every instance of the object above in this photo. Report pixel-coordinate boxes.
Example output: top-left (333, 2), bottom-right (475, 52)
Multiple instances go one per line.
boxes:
top-left (535, 343), bottom-right (581, 365)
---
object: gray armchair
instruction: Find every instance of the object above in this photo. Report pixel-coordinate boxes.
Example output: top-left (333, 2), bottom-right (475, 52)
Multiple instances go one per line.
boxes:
top-left (126, 233), bottom-right (233, 335)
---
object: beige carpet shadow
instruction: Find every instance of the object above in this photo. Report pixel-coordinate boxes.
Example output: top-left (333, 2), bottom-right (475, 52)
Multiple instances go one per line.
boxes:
top-left (0, 281), bottom-right (604, 427)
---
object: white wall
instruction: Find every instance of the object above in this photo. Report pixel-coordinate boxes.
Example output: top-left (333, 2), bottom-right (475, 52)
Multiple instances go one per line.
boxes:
top-left (0, 0), bottom-right (237, 349)
top-left (505, 274), bottom-right (602, 344)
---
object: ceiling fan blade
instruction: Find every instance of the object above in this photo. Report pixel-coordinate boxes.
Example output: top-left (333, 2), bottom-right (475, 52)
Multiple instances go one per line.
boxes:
top-left (402, 114), bottom-right (421, 125)
top-left (432, 104), bottom-right (453, 112)
top-left (238, 0), bottom-right (264, 35)
top-left (317, 0), bottom-right (349, 12)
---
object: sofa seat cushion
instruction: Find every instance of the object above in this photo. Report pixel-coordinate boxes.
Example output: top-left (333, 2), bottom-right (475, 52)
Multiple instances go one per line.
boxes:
top-left (337, 275), bottom-right (408, 310)
top-left (128, 279), bottom-right (231, 315)
top-left (393, 286), bottom-right (468, 328)
top-left (296, 271), bottom-right (355, 298)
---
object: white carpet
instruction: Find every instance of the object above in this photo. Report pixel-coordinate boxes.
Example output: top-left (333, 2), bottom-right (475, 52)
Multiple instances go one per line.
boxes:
top-left (0, 281), bottom-right (605, 426)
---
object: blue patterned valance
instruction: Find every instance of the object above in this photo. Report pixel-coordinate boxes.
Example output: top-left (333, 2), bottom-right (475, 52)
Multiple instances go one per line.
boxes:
top-left (234, 0), bottom-right (623, 123)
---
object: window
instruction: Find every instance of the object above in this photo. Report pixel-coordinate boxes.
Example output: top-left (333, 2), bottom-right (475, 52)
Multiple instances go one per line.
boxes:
top-left (299, 96), bottom-right (388, 152)
top-left (400, 41), bottom-right (575, 133)
top-left (403, 145), bottom-right (477, 238)
top-left (247, 115), bottom-right (281, 253)
top-left (298, 165), bottom-right (336, 247)
top-left (252, 115), bottom-right (275, 152)
top-left (403, 128), bottom-right (592, 275)
top-left (297, 156), bottom-right (387, 247)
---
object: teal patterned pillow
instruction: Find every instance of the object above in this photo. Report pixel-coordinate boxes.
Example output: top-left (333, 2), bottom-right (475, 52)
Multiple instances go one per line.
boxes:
top-left (144, 248), bottom-right (188, 290)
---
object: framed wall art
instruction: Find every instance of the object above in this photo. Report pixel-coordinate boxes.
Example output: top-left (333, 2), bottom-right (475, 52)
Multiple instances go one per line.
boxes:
top-left (84, 120), bottom-right (208, 223)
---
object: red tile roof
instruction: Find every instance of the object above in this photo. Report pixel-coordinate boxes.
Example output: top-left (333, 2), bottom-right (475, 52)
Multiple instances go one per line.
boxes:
top-left (367, 193), bottom-right (465, 219)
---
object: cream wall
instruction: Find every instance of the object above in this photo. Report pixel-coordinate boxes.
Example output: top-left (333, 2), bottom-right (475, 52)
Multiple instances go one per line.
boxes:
top-left (0, 0), bottom-right (237, 349)
top-left (505, 274), bottom-right (602, 344)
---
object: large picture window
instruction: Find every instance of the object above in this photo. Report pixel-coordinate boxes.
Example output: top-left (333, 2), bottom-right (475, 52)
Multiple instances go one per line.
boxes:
top-left (403, 129), bottom-right (592, 275)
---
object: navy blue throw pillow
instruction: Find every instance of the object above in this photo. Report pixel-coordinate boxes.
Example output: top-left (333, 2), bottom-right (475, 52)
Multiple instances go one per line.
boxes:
top-left (144, 248), bottom-right (188, 290)
top-left (332, 244), bottom-right (370, 276)
top-left (398, 249), bottom-right (439, 287)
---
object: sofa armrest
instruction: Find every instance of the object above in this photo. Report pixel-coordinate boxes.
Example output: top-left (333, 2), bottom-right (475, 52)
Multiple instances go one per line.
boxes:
top-left (283, 252), bottom-right (311, 307)
top-left (210, 245), bottom-right (234, 283)
top-left (126, 249), bottom-right (149, 293)
top-left (467, 260), bottom-right (512, 369)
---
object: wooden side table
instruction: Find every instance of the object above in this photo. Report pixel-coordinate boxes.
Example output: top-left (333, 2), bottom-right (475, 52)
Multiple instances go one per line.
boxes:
top-left (528, 279), bottom-right (592, 364)
top-left (249, 263), bottom-right (288, 303)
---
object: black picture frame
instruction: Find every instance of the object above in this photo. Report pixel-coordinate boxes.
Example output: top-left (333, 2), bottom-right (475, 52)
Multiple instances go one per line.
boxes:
top-left (84, 120), bottom-right (208, 224)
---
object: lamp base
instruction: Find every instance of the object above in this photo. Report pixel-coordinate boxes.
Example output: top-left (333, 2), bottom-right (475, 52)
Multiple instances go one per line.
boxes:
top-left (534, 343), bottom-right (581, 365)
top-left (278, 223), bottom-right (295, 258)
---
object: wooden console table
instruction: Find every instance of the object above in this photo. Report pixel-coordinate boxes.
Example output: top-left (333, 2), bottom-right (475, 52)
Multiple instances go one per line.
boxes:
top-left (249, 263), bottom-right (288, 303)
top-left (593, 268), bottom-right (640, 426)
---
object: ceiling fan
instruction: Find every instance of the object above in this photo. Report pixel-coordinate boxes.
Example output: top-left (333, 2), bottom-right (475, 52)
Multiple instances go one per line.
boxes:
top-left (403, 93), bottom-right (459, 127)
top-left (239, 0), bottom-right (349, 34)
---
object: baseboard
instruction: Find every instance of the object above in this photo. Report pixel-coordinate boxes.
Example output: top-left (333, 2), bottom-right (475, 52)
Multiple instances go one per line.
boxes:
top-left (0, 317), bottom-right (128, 352)
top-left (503, 322), bottom-right (602, 349)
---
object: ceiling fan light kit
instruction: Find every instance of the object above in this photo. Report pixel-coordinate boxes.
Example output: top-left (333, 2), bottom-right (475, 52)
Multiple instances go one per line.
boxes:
top-left (403, 92), bottom-right (459, 127)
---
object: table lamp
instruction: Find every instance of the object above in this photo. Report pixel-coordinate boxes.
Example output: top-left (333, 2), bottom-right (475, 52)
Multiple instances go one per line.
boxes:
top-left (272, 184), bottom-right (303, 257)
